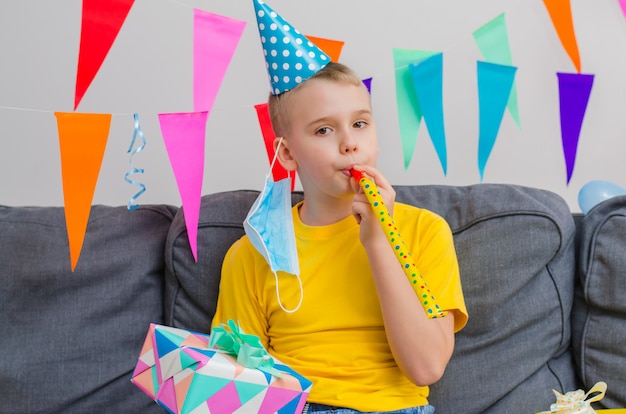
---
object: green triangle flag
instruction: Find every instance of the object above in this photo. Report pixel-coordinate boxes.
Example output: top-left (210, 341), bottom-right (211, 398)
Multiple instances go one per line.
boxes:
top-left (473, 13), bottom-right (521, 129)
top-left (392, 48), bottom-right (439, 169)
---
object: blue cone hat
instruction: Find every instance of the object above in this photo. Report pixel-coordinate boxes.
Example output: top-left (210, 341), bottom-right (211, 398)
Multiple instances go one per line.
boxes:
top-left (253, 0), bottom-right (331, 95)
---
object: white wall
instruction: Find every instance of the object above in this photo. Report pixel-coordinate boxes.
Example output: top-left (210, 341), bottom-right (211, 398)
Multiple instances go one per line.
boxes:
top-left (1, 0), bottom-right (625, 211)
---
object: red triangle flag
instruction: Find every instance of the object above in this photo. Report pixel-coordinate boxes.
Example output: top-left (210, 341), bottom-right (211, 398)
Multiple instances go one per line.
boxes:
top-left (74, 0), bottom-right (135, 110)
top-left (254, 103), bottom-right (295, 190)
top-left (55, 112), bottom-right (111, 271)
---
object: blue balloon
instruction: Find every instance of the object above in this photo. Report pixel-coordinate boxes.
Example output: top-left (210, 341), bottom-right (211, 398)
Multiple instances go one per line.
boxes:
top-left (578, 180), bottom-right (626, 215)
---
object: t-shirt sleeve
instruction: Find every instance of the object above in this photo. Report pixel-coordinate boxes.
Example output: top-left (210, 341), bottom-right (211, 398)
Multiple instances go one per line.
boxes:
top-left (210, 236), bottom-right (270, 348)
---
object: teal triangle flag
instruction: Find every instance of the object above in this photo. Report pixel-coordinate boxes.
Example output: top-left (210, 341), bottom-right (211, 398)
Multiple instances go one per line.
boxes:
top-left (476, 61), bottom-right (517, 180)
top-left (409, 52), bottom-right (447, 175)
top-left (473, 13), bottom-right (521, 129)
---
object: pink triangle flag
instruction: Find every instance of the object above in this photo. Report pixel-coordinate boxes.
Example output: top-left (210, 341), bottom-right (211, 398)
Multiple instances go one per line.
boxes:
top-left (159, 111), bottom-right (209, 261)
top-left (74, 0), bottom-right (135, 110)
top-left (193, 9), bottom-right (246, 112)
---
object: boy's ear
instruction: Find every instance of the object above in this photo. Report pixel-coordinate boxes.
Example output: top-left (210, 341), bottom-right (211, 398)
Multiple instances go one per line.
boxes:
top-left (274, 137), bottom-right (298, 171)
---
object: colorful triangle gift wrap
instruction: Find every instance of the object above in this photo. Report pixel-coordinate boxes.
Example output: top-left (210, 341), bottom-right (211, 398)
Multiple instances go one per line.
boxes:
top-left (131, 323), bottom-right (313, 414)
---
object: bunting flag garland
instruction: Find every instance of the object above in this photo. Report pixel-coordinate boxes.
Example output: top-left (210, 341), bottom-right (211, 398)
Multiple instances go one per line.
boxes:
top-left (557, 72), bottom-right (594, 184)
top-left (305, 35), bottom-right (345, 62)
top-left (193, 9), bottom-right (246, 112)
top-left (3, 0), bottom-right (623, 254)
top-left (55, 112), bottom-right (111, 271)
top-left (392, 48), bottom-right (439, 170)
top-left (74, 0), bottom-right (135, 110)
top-left (408, 52), bottom-right (448, 175)
top-left (543, 0), bottom-right (582, 73)
top-left (125, 113), bottom-right (147, 211)
top-left (159, 111), bottom-right (209, 262)
top-left (476, 61), bottom-right (518, 180)
top-left (473, 13), bottom-right (521, 130)
top-left (254, 103), bottom-right (295, 190)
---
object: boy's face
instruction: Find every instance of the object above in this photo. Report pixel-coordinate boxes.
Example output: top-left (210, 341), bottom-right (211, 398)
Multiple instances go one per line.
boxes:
top-left (281, 78), bottom-right (378, 199)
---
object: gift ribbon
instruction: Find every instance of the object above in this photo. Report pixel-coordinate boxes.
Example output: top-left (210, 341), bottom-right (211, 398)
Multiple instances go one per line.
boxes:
top-left (538, 381), bottom-right (607, 414)
top-left (350, 169), bottom-right (447, 319)
top-left (125, 113), bottom-right (147, 211)
top-left (210, 320), bottom-right (283, 377)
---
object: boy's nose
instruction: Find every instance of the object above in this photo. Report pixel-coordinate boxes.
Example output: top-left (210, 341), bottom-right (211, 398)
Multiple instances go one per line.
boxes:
top-left (340, 132), bottom-right (358, 154)
top-left (342, 143), bottom-right (358, 154)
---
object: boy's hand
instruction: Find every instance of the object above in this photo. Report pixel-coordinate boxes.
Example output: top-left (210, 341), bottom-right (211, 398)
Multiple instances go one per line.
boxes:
top-left (349, 165), bottom-right (396, 246)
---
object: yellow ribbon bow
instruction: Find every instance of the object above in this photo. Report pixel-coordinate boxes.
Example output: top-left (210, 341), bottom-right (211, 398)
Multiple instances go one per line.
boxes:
top-left (538, 381), bottom-right (607, 414)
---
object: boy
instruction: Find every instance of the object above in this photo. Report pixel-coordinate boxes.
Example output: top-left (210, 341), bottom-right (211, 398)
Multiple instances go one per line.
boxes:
top-left (211, 2), bottom-right (467, 413)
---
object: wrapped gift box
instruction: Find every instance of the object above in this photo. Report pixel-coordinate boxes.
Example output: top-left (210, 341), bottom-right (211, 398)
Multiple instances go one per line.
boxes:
top-left (131, 323), bottom-right (312, 414)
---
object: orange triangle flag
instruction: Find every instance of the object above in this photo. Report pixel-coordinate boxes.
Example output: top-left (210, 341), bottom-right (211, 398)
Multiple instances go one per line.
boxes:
top-left (55, 112), bottom-right (111, 271)
top-left (305, 35), bottom-right (345, 62)
top-left (543, 0), bottom-right (581, 73)
top-left (74, 0), bottom-right (135, 110)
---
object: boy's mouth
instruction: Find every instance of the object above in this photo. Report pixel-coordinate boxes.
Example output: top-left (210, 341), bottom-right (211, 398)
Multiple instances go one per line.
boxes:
top-left (342, 165), bottom-right (355, 177)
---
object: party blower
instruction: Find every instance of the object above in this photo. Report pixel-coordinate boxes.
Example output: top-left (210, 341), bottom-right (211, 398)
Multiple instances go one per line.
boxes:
top-left (350, 169), bottom-right (447, 319)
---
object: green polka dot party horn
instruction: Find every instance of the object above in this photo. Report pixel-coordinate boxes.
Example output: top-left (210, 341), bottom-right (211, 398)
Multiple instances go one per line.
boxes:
top-left (350, 169), bottom-right (447, 319)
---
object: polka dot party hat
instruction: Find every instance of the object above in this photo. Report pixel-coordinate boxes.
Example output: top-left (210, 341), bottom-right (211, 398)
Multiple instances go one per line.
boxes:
top-left (253, 0), bottom-right (331, 95)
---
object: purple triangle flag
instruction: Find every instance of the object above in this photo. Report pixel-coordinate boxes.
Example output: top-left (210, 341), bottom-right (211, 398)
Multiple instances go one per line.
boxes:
top-left (362, 77), bottom-right (372, 94)
top-left (159, 111), bottom-right (209, 261)
top-left (557, 72), bottom-right (594, 184)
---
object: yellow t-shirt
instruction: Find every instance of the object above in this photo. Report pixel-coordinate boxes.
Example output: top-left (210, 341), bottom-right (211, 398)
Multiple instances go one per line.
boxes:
top-left (211, 201), bottom-right (468, 412)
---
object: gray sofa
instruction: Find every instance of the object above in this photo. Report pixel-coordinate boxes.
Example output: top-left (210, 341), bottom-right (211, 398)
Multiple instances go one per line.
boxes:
top-left (1, 183), bottom-right (625, 413)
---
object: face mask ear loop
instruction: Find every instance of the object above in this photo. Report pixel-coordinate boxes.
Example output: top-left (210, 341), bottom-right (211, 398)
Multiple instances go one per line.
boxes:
top-left (273, 270), bottom-right (303, 313)
top-left (270, 137), bottom-right (295, 183)
top-left (270, 137), bottom-right (284, 172)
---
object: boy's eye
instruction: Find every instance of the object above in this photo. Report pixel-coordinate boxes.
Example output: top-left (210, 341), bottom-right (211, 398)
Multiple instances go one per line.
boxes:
top-left (315, 127), bottom-right (331, 135)
top-left (354, 120), bottom-right (368, 129)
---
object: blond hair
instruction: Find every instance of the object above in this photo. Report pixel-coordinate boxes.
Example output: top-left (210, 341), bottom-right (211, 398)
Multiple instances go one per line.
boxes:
top-left (268, 62), bottom-right (365, 137)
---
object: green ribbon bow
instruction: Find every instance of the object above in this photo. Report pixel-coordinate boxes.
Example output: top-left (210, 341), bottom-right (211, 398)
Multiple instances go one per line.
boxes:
top-left (209, 320), bottom-right (282, 378)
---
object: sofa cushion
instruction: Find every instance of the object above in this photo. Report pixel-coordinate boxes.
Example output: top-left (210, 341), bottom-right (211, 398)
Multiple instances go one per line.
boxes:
top-left (164, 190), bottom-right (303, 333)
top-left (0, 204), bottom-right (175, 414)
top-left (394, 184), bottom-right (579, 414)
top-left (572, 194), bottom-right (626, 409)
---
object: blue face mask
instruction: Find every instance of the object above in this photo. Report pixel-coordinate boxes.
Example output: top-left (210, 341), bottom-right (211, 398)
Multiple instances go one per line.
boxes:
top-left (243, 138), bottom-right (302, 312)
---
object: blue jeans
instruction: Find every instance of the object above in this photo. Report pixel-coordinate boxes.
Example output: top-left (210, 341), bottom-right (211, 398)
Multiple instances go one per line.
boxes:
top-left (303, 403), bottom-right (435, 414)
